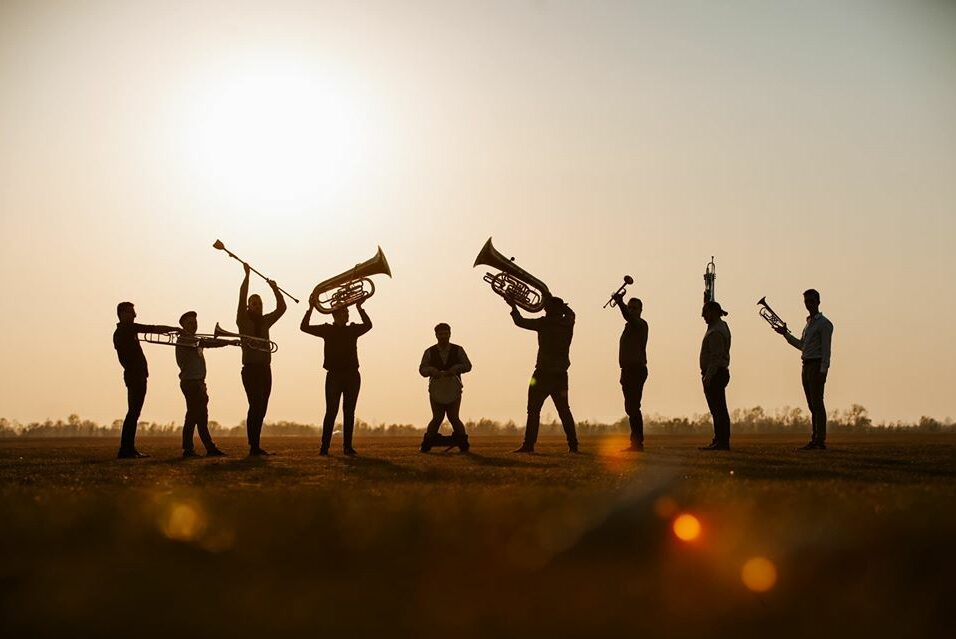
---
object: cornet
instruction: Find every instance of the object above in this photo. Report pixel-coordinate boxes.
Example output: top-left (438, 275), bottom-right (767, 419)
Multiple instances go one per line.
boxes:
top-left (703, 256), bottom-right (716, 303)
top-left (214, 323), bottom-right (278, 353)
top-left (604, 275), bottom-right (634, 309)
top-left (473, 238), bottom-right (551, 313)
top-left (310, 247), bottom-right (392, 313)
top-left (757, 297), bottom-right (790, 334)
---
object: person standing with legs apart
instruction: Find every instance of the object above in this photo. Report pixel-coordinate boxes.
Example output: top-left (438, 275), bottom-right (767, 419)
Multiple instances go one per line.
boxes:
top-left (510, 296), bottom-right (579, 454)
top-left (175, 311), bottom-right (238, 458)
top-left (419, 323), bottom-right (473, 453)
top-left (236, 263), bottom-right (287, 456)
top-left (301, 302), bottom-right (372, 456)
top-left (699, 300), bottom-right (732, 451)
top-left (613, 293), bottom-right (648, 451)
top-left (776, 289), bottom-right (833, 450)
top-left (113, 302), bottom-right (180, 459)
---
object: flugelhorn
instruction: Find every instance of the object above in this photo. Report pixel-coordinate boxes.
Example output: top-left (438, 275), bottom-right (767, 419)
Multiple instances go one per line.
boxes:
top-left (703, 256), bottom-right (716, 303)
top-left (604, 275), bottom-right (634, 309)
top-left (310, 247), bottom-right (392, 313)
top-left (213, 239), bottom-right (300, 304)
top-left (757, 297), bottom-right (790, 334)
top-left (473, 238), bottom-right (550, 313)
top-left (213, 323), bottom-right (278, 353)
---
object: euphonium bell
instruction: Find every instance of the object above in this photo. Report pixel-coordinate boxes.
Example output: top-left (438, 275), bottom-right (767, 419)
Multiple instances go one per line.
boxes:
top-left (310, 247), bottom-right (392, 313)
top-left (473, 238), bottom-right (550, 313)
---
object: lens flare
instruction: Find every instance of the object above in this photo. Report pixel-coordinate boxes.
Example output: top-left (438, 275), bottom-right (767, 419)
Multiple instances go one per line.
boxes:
top-left (161, 501), bottom-right (207, 542)
top-left (741, 557), bottom-right (778, 592)
top-left (672, 513), bottom-right (702, 542)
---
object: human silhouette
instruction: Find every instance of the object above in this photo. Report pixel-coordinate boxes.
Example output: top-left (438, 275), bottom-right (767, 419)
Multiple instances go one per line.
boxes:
top-left (509, 296), bottom-right (579, 453)
top-left (419, 323), bottom-right (473, 453)
top-left (613, 292), bottom-right (648, 451)
top-left (775, 289), bottom-right (833, 450)
top-left (699, 301), bottom-right (732, 450)
top-left (236, 262), bottom-right (287, 456)
top-left (300, 301), bottom-right (372, 455)
top-left (112, 301), bottom-right (179, 459)
top-left (175, 311), bottom-right (237, 458)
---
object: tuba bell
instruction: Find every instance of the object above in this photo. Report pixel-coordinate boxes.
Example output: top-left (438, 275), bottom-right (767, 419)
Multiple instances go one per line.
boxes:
top-left (310, 247), bottom-right (392, 313)
top-left (473, 238), bottom-right (550, 313)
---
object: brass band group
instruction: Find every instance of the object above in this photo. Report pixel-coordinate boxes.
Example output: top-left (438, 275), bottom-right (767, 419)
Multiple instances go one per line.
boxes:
top-left (112, 238), bottom-right (833, 459)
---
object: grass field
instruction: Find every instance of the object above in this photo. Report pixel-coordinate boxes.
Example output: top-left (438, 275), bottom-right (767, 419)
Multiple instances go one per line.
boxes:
top-left (1, 434), bottom-right (954, 638)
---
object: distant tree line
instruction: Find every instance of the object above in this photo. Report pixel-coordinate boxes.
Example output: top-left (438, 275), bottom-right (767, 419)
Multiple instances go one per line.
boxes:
top-left (1, 405), bottom-right (954, 438)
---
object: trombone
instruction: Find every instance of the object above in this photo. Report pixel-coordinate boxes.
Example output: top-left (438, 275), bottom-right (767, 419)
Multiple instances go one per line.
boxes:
top-left (137, 331), bottom-right (238, 349)
top-left (473, 238), bottom-right (551, 313)
top-left (310, 247), bottom-right (392, 313)
top-left (213, 239), bottom-right (300, 304)
top-left (757, 297), bottom-right (790, 335)
top-left (603, 275), bottom-right (634, 309)
top-left (214, 323), bottom-right (278, 353)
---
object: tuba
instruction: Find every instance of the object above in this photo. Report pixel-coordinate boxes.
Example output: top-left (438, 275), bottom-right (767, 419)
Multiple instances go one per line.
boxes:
top-left (214, 323), bottom-right (278, 353)
top-left (757, 297), bottom-right (790, 334)
top-left (703, 256), bottom-right (716, 303)
top-left (474, 238), bottom-right (550, 313)
top-left (310, 247), bottom-right (392, 313)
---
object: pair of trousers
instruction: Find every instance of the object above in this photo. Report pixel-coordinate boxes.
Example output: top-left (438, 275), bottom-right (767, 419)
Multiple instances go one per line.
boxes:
top-left (424, 397), bottom-right (468, 445)
top-left (524, 369), bottom-right (578, 448)
top-left (621, 365), bottom-right (648, 444)
top-left (180, 380), bottom-right (215, 452)
top-left (802, 360), bottom-right (828, 443)
top-left (702, 368), bottom-right (731, 446)
top-left (120, 374), bottom-right (147, 452)
top-left (323, 369), bottom-right (361, 449)
top-left (241, 364), bottom-right (272, 449)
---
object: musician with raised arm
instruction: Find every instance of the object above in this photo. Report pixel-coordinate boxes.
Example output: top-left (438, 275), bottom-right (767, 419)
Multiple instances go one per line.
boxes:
top-left (510, 296), bottom-right (579, 454)
top-left (699, 301), bottom-right (732, 451)
top-left (300, 301), bottom-right (372, 456)
top-left (419, 323), bottom-right (473, 453)
top-left (237, 262), bottom-right (286, 456)
top-left (112, 301), bottom-right (180, 459)
top-left (775, 289), bottom-right (834, 450)
top-left (175, 311), bottom-right (238, 458)
top-left (612, 292), bottom-right (649, 451)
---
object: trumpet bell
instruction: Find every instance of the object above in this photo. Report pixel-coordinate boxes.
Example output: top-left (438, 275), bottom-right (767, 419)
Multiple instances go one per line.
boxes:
top-left (213, 323), bottom-right (278, 353)
top-left (310, 247), bottom-right (392, 314)
top-left (213, 239), bottom-right (225, 251)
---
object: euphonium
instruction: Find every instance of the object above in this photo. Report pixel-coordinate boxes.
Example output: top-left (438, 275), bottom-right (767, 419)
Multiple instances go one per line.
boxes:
top-left (757, 297), bottom-right (790, 334)
top-left (310, 247), bottom-right (392, 313)
top-left (473, 238), bottom-right (550, 313)
top-left (703, 256), bottom-right (716, 303)
top-left (213, 322), bottom-right (278, 353)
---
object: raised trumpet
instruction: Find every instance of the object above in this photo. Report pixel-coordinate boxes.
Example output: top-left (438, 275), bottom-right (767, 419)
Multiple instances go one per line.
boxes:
top-left (310, 247), bottom-right (392, 313)
top-left (473, 238), bottom-right (550, 313)
top-left (213, 239), bottom-right (299, 304)
top-left (703, 256), bottom-right (716, 303)
top-left (214, 322), bottom-right (278, 353)
top-left (604, 275), bottom-right (634, 309)
top-left (757, 297), bottom-right (790, 334)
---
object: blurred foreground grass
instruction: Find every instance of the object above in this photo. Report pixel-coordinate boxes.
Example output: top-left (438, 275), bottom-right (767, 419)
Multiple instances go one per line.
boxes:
top-left (1, 434), bottom-right (954, 638)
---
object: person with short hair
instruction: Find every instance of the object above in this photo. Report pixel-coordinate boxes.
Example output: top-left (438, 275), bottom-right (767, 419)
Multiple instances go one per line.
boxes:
top-left (699, 300), bottom-right (732, 451)
top-left (612, 293), bottom-right (649, 451)
top-left (112, 301), bottom-right (180, 459)
top-left (419, 322), bottom-right (473, 453)
top-left (775, 289), bottom-right (834, 450)
top-left (300, 301), bottom-right (372, 456)
top-left (175, 311), bottom-right (237, 458)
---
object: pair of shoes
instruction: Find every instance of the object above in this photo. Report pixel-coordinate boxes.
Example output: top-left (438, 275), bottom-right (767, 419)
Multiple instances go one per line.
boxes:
top-left (343, 447), bottom-right (358, 456)
top-left (118, 449), bottom-right (149, 459)
top-left (513, 445), bottom-right (534, 454)
top-left (459, 441), bottom-right (470, 453)
top-left (205, 448), bottom-right (226, 457)
top-left (420, 435), bottom-right (433, 453)
top-left (182, 449), bottom-right (200, 459)
top-left (798, 441), bottom-right (826, 450)
top-left (621, 443), bottom-right (644, 452)
top-left (568, 443), bottom-right (580, 454)
top-left (319, 447), bottom-right (329, 456)
top-left (699, 442), bottom-right (730, 451)
top-left (249, 447), bottom-right (272, 457)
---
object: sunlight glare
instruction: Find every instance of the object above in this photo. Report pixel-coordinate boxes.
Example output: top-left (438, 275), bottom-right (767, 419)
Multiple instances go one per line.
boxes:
top-left (741, 557), bottom-right (778, 592)
top-left (672, 513), bottom-right (702, 542)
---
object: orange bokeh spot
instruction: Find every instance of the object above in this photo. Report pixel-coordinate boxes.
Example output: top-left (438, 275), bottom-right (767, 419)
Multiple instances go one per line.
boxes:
top-left (672, 513), bottom-right (702, 541)
top-left (741, 557), bottom-right (778, 592)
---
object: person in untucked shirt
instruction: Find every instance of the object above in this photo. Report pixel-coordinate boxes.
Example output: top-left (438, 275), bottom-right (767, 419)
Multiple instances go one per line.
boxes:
top-left (612, 293), bottom-right (649, 451)
top-left (775, 288), bottom-right (834, 450)
top-left (175, 311), bottom-right (237, 458)
top-left (699, 301), bottom-right (732, 451)
top-left (419, 322), bottom-right (473, 453)
top-left (301, 301), bottom-right (372, 456)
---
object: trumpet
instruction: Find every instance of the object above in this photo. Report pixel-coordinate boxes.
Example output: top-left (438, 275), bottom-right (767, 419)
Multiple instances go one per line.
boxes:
top-left (310, 247), bottom-right (392, 313)
top-left (473, 238), bottom-right (550, 313)
top-left (213, 239), bottom-right (299, 304)
top-left (214, 323), bottom-right (278, 353)
top-left (703, 256), bottom-right (716, 303)
top-left (757, 297), bottom-right (790, 334)
top-left (603, 275), bottom-right (634, 309)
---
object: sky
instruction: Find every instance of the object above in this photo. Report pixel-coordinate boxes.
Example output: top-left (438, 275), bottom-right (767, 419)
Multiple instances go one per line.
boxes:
top-left (1, 0), bottom-right (955, 428)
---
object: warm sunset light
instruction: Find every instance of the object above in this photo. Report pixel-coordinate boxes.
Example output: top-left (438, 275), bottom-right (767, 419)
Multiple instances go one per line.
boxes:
top-left (672, 513), bottom-right (702, 542)
top-left (161, 501), bottom-right (207, 542)
top-left (741, 557), bottom-right (778, 593)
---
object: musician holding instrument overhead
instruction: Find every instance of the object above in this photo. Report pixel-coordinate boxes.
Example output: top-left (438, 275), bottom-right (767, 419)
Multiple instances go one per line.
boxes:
top-left (237, 262), bottom-right (287, 456)
top-left (175, 311), bottom-right (238, 458)
top-left (112, 302), bottom-right (180, 459)
top-left (699, 300), bottom-right (732, 451)
top-left (419, 323), bottom-right (473, 453)
top-left (610, 288), bottom-right (648, 452)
